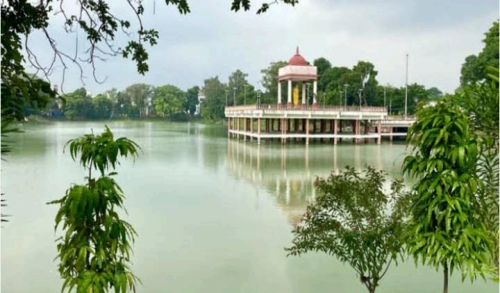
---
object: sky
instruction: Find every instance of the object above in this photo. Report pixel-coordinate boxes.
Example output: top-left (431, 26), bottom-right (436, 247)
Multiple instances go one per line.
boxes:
top-left (26, 0), bottom-right (498, 95)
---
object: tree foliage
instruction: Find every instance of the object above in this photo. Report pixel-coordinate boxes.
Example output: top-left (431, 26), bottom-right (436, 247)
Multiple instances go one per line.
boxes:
top-left (460, 21), bottom-right (499, 85)
top-left (286, 166), bottom-right (411, 293)
top-left (402, 97), bottom-right (493, 292)
top-left (153, 84), bottom-right (186, 118)
top-left (48, 126), bottom-right (141, 293)
top-left (201, 76), bottom-right (227, 121)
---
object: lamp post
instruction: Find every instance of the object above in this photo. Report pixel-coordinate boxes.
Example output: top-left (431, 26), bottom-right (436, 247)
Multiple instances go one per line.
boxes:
top-left (233, 87), bottom-right (236, 106)
top-left (257, 90), bottom-right (262, 108)
top-left (383, 86), bottom-right (386, 108)
top-left (339, 90), bottom-right (343, 106)
top-left (244, 85), bottom-right (248, 105)
top-left (358, 88), bottom-right (362, 109)
top-left (343, 83), bottom-right (348, 107)
top-left (405, 54), bottom-right (408, 118)
top-left (225, 90), bottom-right (228, 106)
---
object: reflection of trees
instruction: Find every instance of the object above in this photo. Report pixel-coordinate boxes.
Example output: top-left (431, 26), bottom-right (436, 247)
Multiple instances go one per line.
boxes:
top-left (226, 140), bottom-right (409, 227)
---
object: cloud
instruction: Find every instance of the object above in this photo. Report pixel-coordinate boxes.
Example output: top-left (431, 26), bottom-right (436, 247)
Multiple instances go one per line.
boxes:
top-left (25, 0), bottom-right (498, 95)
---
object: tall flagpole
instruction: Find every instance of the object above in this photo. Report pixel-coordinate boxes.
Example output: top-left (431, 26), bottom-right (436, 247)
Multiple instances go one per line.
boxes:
top-left (405, 54), bottom-right (408, 119)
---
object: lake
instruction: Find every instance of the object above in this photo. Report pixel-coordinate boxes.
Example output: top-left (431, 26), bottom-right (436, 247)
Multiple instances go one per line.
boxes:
top-left (1, 121), bottom-right (497, 292)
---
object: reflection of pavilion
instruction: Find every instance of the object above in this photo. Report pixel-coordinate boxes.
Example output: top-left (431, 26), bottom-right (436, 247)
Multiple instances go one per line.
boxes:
top-left (225, 140), bottom-right (404, 227)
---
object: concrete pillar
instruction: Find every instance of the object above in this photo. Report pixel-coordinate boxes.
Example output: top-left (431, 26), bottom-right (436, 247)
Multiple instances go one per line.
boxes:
top-left (250, 118), bottom-right (253, 141)
top-left (284, 118), bottom-right (288, 143)
top-left (306, 119), bottom-right (310, 145)
top-left (244, 118), bottom-right (247, 141)
top-left (334, 119), bottom-right (338, 145)
top-left (277, 81), bottom-right (282, 105)
top-left (258, 118), bottom-right (261, 145)
top-left (287, 80), bottom-right (292, 106)
top-left (313, 81), bottom-right (317, 104)
top-left (237, 118), bottom-right (240, 139)
top-left (377, 120), bottom-right (381, 145)
top-left (302, 83), bottom-right (306, 105)
top-left (390, 126), bottom-right (393, 141)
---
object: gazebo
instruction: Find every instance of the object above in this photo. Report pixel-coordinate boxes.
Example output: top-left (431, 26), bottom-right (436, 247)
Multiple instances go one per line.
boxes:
top-left (277, 47), bottom-right (318, 107)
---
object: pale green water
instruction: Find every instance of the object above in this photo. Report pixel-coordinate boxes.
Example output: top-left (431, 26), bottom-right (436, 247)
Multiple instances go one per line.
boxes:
top-left (1, 121), bottom-right (497, 293)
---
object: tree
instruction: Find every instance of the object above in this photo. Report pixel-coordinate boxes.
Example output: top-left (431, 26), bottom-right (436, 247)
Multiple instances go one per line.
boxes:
top-left (153, 84), bottom-right (186, 118)
top-left (63, 88), bottom-right (93, 120)
top-left (260, 61), bottom-right (287, 104)
top-left (123, 84), bottom-right (154, 118)
top-left (48, 126), bottom-right (141, 292)
top-left (286, 166), bottom-right (411, 293)
top-left (457, 66), bottom-right (499, 277)
top-left (201, 76), bottom-right (226, 120)
top-left (91, 95), bottom-right (113, 119)
top-left (427, 87), bottom-right (443, 100)
top-left (402, 97), bottom-right (493, 293)
top-left (313, 57), bottom-right (332, 79)
top-left (228, 69), bottom-right (254, 106)
top-left (185, 86), bottom-right (200, 116)
top-left (460, 21), bottom-right (499, 85)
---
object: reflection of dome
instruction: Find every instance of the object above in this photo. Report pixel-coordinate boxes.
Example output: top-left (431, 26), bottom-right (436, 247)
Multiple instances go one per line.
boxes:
top-left (288, 47), bottom-right (309, 66)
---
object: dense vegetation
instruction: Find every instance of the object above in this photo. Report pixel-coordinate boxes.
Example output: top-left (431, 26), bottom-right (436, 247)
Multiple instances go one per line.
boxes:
top-left (288, 21), bottom-right (499, 293)
top-left (27, 62), bottom-right (444, 121)
top-left (1, 0), bottom-right (498, 292)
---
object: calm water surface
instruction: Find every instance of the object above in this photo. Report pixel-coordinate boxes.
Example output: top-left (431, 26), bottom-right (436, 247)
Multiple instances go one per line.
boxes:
top-left (2, 121), bottom-right (497, 292)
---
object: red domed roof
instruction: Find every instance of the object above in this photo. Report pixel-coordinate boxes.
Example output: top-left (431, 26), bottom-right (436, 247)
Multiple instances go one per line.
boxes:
top-left (288, 47), bottom-right (309, 66)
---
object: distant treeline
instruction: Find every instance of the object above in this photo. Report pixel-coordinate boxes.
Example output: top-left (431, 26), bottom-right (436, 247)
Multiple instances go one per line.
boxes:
top-left (27, 59), bottom-right (449, 121)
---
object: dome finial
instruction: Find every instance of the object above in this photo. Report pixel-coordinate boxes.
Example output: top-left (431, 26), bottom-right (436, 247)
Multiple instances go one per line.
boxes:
top-left (296, 46), bottom-right (299, 55)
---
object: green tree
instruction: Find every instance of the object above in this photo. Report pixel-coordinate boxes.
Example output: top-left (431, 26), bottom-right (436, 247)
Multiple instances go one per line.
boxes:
top-left (201, 76), bottom-right (226, 120)
top-left (402, 97), bottom-right (493, 293)
top-left (227, 69), bottom-right (255, 106)
top-left (63, 88), bottom-right (93, 120)
top-left (458, 66), bottom-right (499, 276)
top-left (153, 84), bottom-right (186, 118)
top-left (91, 95), bottom-right (113, 119)
top-left (260, 61), bottom-right (288, 104)
top-left (123, 84), bottom-right (153, 118)
top-left (427, 87), bottom-right (443, 100)
top-left (313, 57), bottom-right (332, 80)
top-left (48, 126), bottom-right (141, 292)
top-left (460, 21), bottom-right (499, 85)
top-left (286, 166), bottom-right (411, 293)
top-left (185, 86), bottom-right (200, 116)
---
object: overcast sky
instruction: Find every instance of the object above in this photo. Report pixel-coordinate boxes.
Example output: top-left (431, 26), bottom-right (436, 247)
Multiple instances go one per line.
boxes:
top-left (27, 0), bottom-right (498, 95)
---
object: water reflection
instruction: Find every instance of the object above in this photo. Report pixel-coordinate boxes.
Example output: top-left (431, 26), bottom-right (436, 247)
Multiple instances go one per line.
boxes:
top-left (226, 140), bottom-right (408, 227)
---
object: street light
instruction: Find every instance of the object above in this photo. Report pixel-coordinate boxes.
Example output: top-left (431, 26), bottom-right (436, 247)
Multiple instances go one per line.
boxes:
top-left (339, 90), bottom-right (343, 106)
top-left (244, 84), bottom-right (248, 105)
top-left (358, 88), bottom-right (362, 109)
top-left (233, 87), bottom-right (236, 106)
top-left (343, 83), bottom-right (348, 107)
top-left (257, 90), bottom-right (262, 108)
top-left (405, 54), bottom-right (409, 118)
top-left (225, 90), bottom-right (228, 106)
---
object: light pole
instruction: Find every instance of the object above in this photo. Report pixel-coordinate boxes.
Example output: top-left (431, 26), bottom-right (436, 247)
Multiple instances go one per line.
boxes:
top-left (358, 88), bottom-right (362, 109)
top-left (225, 90), bottom-right (228, 106)
top-left (339, 90), bottom-right (343, 106)
top-left (257, 90), bottom-right (262, 108)
top-left (244, 85), bottom-right (248, 105)
top-left (343, 83), bottom-right (348, 107)
top-left (383, 86), bottom-right (386, 108)
top-left (233, 87), bottom-right (236, 106)
top-left (405, 54), bottom-right (408, 118)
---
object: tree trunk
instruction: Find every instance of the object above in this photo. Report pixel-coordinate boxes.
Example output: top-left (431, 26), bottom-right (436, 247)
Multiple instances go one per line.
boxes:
top-left (443, 262), bottom-right (448, 293)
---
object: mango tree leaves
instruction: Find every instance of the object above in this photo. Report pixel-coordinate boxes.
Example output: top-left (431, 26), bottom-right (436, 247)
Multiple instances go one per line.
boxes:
top-left (49, 127), bottom-right (140, 292)
top-left (286, 166), bottom-right (412, 293)
top-left (403, 96), bottom-right (493, 288)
